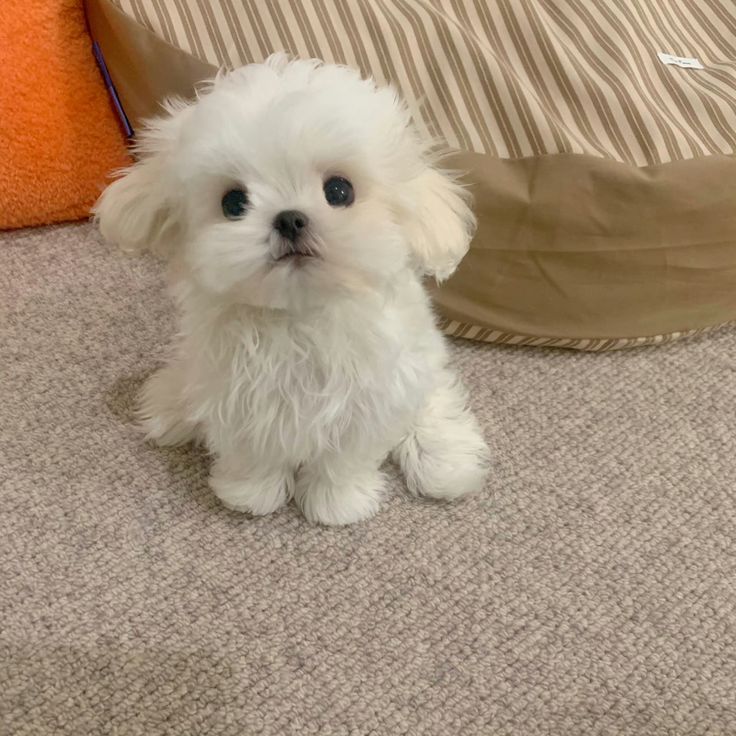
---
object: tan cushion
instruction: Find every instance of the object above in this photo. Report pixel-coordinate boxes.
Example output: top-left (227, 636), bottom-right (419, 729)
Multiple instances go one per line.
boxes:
top-left (86, 0), bottom-right (736, 350)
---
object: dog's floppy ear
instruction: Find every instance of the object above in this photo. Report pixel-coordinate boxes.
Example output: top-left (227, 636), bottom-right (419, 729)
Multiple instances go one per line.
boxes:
top-left (93, 157), bottom-right (177, 256)
top-left (93, 102), bottom-right (190, 256)
top-left (399, 164), bottom-right (476, 282)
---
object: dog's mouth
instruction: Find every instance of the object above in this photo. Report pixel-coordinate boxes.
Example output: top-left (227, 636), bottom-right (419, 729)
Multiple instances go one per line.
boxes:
top-left (272, 238), bottom-right (320, 264)
top-left (276, 250), bottom-right (313, 263)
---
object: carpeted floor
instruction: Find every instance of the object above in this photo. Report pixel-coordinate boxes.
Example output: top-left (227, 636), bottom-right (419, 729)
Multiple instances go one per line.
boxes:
top-left (2, 222), bottom-right (735, 736)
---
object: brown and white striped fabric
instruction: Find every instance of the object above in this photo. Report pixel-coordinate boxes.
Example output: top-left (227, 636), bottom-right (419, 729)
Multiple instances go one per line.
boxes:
top-left (88, 0), bottom-right (736, 350)
top-left (111, 0), bottom-right (736, 166)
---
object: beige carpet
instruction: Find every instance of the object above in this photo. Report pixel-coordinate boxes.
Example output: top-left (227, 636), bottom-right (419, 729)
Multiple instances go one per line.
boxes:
top-left (2, 222), bottom-right (736, 736)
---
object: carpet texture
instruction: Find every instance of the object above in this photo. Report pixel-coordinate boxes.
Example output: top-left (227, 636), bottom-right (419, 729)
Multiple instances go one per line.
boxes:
top-left (2, 223), bottom-right (736, 736)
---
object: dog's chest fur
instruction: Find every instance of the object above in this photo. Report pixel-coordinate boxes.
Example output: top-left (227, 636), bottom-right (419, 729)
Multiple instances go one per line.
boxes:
top-left (182, 287), bottom-right (443, 462)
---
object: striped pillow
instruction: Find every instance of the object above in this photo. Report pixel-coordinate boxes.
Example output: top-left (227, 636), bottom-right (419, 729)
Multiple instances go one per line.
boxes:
top-left (86, 0), bottom-right (736, 350)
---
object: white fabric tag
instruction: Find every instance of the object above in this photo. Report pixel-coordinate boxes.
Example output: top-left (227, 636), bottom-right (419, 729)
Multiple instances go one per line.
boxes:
top-left (657, 52), bottom-right (704, 69)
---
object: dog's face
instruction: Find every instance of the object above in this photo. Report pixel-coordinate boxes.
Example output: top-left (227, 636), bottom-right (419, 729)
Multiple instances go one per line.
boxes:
top-left (95, 55), bottom-right (475, 311)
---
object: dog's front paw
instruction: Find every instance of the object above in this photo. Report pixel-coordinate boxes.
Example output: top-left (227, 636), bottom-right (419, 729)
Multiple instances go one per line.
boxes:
top-left (295, 465), bottom-right (385, 526)
top-left (210, 463), bottom-right (293, 516)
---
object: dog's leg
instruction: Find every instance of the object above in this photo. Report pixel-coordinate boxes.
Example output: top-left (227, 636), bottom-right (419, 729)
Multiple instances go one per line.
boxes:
top-left (137, 363), bottom-right (199, 446)
top-left (393, 370), bottom-right (490, 500)
top-left (295, 453), bottom-right (386, 525)
top-left (210, 455), bottom-right (294, 515)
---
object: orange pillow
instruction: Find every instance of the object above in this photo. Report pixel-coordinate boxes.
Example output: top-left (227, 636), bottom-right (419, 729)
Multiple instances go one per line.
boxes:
top-left (0, 0), bottom-right (131, 230)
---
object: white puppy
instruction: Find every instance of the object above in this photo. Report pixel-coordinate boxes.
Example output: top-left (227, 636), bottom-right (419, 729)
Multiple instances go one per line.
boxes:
top-left (95, 55), bottom-right (490, 525)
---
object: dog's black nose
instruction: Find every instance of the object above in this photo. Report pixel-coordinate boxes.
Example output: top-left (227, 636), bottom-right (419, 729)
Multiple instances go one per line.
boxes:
top-left (274, 210), bottom-right (309, 242)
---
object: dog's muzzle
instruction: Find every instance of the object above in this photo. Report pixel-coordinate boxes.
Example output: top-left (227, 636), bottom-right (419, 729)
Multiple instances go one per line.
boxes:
top-left (273, 210), bottom-right (308, 242)
top-left (272, 210), bottom-right (317, 261)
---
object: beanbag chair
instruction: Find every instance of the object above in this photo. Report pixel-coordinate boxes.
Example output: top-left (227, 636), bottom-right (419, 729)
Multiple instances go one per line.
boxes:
top-left (86, 0), bottom-right (736, 350)
top-left (0, 0), bottom-right (131, 230)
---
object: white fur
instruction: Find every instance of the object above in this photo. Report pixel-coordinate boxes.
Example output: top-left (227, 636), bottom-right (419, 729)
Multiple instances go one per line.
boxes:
top-left (95, 55), bottom-right (490, 525)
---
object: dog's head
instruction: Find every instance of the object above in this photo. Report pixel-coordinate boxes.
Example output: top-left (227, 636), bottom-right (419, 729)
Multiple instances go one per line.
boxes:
top-left (94, 55), bottom-right (475, 310)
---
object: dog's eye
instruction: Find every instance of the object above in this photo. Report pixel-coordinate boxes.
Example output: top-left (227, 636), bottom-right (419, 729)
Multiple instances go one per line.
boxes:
top-left (221, 188), bottom-right (249, 219)
top-left (323, 176), bottom-right (354, 207)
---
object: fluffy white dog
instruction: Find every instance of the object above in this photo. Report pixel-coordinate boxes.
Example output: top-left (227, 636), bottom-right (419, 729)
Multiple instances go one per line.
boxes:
top-left (95, 55), bottom-right (490, 525)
